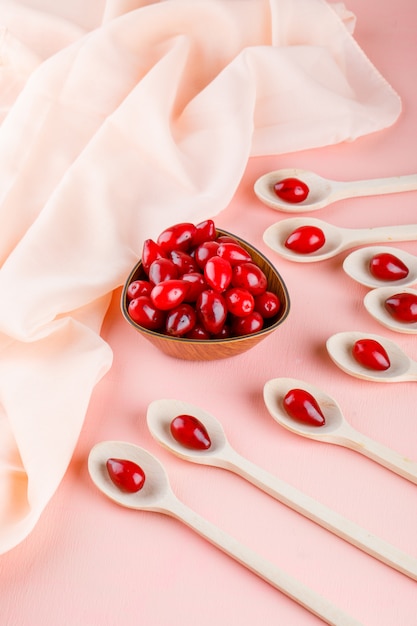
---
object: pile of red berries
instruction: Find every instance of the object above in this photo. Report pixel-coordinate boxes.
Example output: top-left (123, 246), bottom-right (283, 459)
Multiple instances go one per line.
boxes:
top-left (126, 220), bottom-right (281, 339)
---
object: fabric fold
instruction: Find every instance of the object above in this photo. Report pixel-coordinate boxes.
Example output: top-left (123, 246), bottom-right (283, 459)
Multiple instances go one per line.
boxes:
top-left (0, 0), bottom-right (401, 553)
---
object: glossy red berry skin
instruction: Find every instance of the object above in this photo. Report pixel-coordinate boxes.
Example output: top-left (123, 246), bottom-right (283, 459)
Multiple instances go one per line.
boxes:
top-left (170, 250), bottom-right (199, 275)
top-left (196, 290), bottom-right (227, 334)
top-left (185, 324), bottom-right (211, 339)
top-left (181, 272), bottom-right (208, 302)
top-left (274, 177), bottom-right (309, 203)
top-left (384, 292), bottom-right (417, 323)
top-left (106, 458), bottom-right (146, 492)
top-left (352, 339), bottom-right (391, 370)
top-left (148, 258), bottom-right (178, 284)
top-left (254, 291), bottom-right (281, 318)
top-left (224, 287), bottom-right (254, 317)
top-left (285, 225), bottom-right (325, 254)
top-left (170, 414), bottom-right (211, 450)
top-left (231, 311), bottom-right (263, 336)
top-left (165, 304), bottom-right (197, 336)
top-left (194, 241), bottom-right (220, 269)
top-left (128, 296), bottom-right (165, 330)
top-left (204, 256), bottom-right (233, 292)
top-left (141, 239), bottom-right (167, 274)
top-left (231, 262), bottom-right (267, 295)
top-left (192, 219), bottom-right (216, 246)
top-left (283, 389), bottom-right (326, 426)
top-left (126, 279), bottom-right (153, 301)
top-left (157, 222), bottom-right (197, 252)
top-left (369, 253), bottom-right (409, 281)
top-left (150, 279), bottom-right (189, 310)
top-left (217, 242), bottom-right (252, 265)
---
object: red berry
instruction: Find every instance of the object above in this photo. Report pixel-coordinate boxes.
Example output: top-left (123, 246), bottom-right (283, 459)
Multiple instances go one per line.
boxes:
top-left (194, 241), bottom-right (220, 269)
top-left (283, 389), bottom-right (326, 426)
top-left (212, 324), bottom-right (231, 339)
top-left (231, 311), bottom-right (263, 336)
top-left (216, 235), bottom-right (237, 244)
top-left (352, 339), bottom-right (390, 371)
top-left (192, 219), bottom-right (216, 246)
top-left (274, 177), bottom-right (309, 203)
top-left (185, 324), bottom-right (211, 340)
top-left (157, 222), bottom-right (197, 252)
top-left (181, 272), bottom-right (208, 302)
top-left (369, 253), bottom-right (409, 281)
top-left (106, 458), bottom-right (146, 492)
top-left (224, 287), bottom-right (254, 317)
top-left (285, 225), bottom-right (325, 254)
top-left (165, 304), bottom-right (196, 336)
top-left (204, 256), bottom-right (233, 292)
top-left (384, 292), bottom-right (417, 323)
top-left (150, 279), bottom-right (189, 311)
top-left (217, 242), bottom-right (252, 265)
top-left (141, 239), bottom-right (167, 274)
top-left (128, 296), bottom-right (165, 330)
top-left (148, 258), bottom-right (178, 284)
top-left (196, 290), bottom-right (227, 334)
top-left (254, 291), bottom-right (281, 318)
top-left (170, 250), bottom-right (198, 275)
top-left (127, 279), bottom-right (152, 301)
top-left (170, 414), bottom-right (211, 450)
top-left (231, 262), bottom-right (267, 295)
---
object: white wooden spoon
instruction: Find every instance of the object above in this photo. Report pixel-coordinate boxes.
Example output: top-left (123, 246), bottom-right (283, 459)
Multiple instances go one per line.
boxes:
top-left (254, 169), bottom-right (417, 212)
top-left (343, 246), bottom-right (417, 289)
top-left (263, 217), bottom-right (417, 263)
top-left (263, 377), bottom-right (417, 485)
top-left (326, 331), bottom-right (417, 382)
top-left (147, 398), bottom-right (417, 581)
top-left (364, 286), bottom-right (417, 334)
top-left (88, 440), bottom-right (363, 626)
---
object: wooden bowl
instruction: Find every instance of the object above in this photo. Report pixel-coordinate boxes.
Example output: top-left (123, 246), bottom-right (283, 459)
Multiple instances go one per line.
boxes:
top-left (121, 229), bottom-right (290, 360)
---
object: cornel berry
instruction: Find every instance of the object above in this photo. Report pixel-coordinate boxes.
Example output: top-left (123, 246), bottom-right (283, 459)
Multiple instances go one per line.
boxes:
top-left (369, 253), bottom-right (409, 281)
top-left (127, 220), bottom-right (281, 338)
top-left (170, 414), bottom-right (211, 450)
top-left (384, 292), bottom-right (417, 323)
top-left (274, 177), bottom-right (309, 204)
top-left (284, 225), bottom-right (325, 254)
top-left (352, 338), bottom-right (391, 371)
top-left (106, 458), bottom-right (146, 493)
top-left (283, 388), bottom-right (326, 426)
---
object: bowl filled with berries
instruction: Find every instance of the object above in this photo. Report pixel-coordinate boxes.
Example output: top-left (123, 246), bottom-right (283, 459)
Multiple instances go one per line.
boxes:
top-left (121, 220), bottom-right (290, 360)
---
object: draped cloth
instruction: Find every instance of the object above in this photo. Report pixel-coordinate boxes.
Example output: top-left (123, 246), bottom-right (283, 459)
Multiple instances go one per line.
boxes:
top-left (0, 0), bottom-right (401, 553)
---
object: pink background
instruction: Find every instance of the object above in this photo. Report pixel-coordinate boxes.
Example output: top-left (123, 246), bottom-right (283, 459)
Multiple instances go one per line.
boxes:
top-left (1, 1), bottom-right (417, 625)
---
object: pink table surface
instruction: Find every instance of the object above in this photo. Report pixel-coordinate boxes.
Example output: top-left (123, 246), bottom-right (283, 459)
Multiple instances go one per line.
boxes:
top-left (1, 2), bottom-right (417, 625)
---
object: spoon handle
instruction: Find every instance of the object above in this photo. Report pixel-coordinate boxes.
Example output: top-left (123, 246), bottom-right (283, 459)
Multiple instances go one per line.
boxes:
top-left (336, 174), bottom-right (417, 201)
top-left (220, 447), bottom-right (417, 581)
top-left (339, 425), bottom-right (417, 485)
top-left (164, 495), bottom-right (363, 626)
top-left (348, 223), bottom-right (417, 246)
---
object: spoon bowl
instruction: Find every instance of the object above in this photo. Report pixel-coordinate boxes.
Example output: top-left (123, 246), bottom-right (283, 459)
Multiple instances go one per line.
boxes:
top-left (326, 331), bottom-right (417, 382)
top-left (343, 246), bottom-right (417, 288)
top-left (147, 398), bottom-right (229, 463)
top-left (263, 218), bottom-right (417, 263)
top-left (88, 440), bottom-right (170, 511)
top-left (263, 377), bottom-right (417, 485)
top-left (254, 169), bottom-right (417, 213)
top-left (263, 377), bottom-right (347, 441)
top-left (364, 286), bottom-right (417, 334)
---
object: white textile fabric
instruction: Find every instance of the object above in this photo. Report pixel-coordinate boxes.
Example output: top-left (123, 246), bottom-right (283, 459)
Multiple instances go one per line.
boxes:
top-left (0, 0), bottom-right (401, 553)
